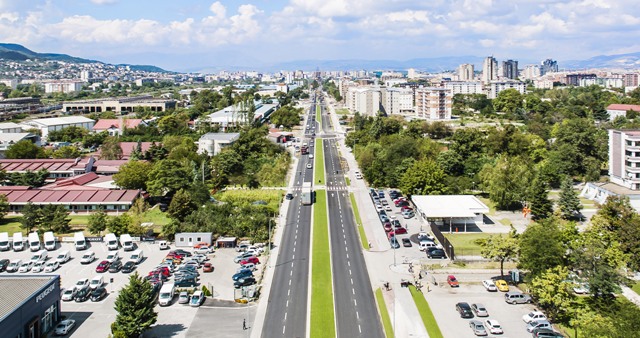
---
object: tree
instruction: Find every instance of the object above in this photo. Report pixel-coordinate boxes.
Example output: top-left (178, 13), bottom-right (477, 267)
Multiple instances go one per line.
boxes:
top-left (518, 219), bottom-right (565, 277)
top-left (9, 169), bottom-right (49, 187)
top-left (529, 176), bottom-right (553, 221)
top-left (112, 272), bottom-right (158, 337)
top-left (399, 159), bottom-right (448, 196)
top-left (270, 105), bottom-right (301, 129)
top-left (168, 189), bottom-right (197, 222)
top-left (0, 194), bottom-right (8, 221)
top-left (100, 136), bottom-right (123, 160)
top-left (558, 177), bottom-right (582, 220)
top-left (493, 88), bottom-right (523, 115)
top-left (5, 140), bottom-right (46, 159)
top-left (108, 214), bottom-right (132, 236)
top-left (39, 205), bottom-right (71, 233)
top-left (88, 208), bottom-right (108, 235)
top-left (52, 146), bottom-right (81, 159)
top-left (530, 266), bottom-right (575, 322)
top-left (479, 155), bottom-right (532, 210)
top-left (477, 230), bottom-right (519, 276)
top-left (147, 160), bottom-right (191, 196)
top-left (113, 161), bottom-right (153, 190)
top-left (20, 203), bottom-right (42, 233)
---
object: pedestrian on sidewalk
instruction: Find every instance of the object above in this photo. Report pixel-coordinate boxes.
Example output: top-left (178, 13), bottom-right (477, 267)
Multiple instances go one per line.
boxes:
top-left (368, 241), bottom-right (372, 249)
top-left (243, 319), bottom-right (247, 330)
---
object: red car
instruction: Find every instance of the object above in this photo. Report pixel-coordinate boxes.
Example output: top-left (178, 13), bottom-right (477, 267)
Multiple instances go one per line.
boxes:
top-left (447, 275), bottom-right (460, 287)
top-left (393, 226), bottom-right (408, 235)
top-left (396, 201), bottom-right (410, 208)
top-left (240, 256), bottom-right (260, 265)
top-left (383, 222), bottom-right (393, 232)
top-left (203, 263), bottom-right (214, 272)
top-left (96, 260), bottom-right (110, 273)
top-left (401, 205), bottom-right (413, 211)
top-left (151, 267), bottom-right (171, 277)
top-left (167, 252), bottom-right (184, 259)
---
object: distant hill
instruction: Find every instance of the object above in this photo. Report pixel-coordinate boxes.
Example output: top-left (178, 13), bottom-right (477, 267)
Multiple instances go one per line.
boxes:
top-left (0, 43), bottom-right (169, 72)
top-left (563, 52), bottom-right (640, 70)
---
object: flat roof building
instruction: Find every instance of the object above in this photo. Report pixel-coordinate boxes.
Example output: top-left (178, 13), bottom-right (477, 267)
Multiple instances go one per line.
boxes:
top-left (175, 232), bottom-right (213, 247)
top-left (62, 95), bottom-right (176, 114)
top-left (411, 195), bottom-right (490, 230)
top-left (196, 133), bottom-right (240, 156)
top-left (19, 116), bottom-right (95, 140)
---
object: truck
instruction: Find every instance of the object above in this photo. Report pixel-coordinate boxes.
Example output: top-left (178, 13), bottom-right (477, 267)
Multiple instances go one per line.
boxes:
top-left (301, 182), bottom-right (313, 205)
top-left (74, 232), bottom-right (87, 251)
top-left (28, 232), bottom-right (41, 252)
top-left (0, 232), bottom-right (10, 251)
top-left (43, 231), bottom-right (56, 251)
top-left (105, 233), bottom-right (119, 250)
top-left (158, 283), bottom-right (175, 306)
top-left (301, 142), bottom-right (309, 155)
top-left (120, 234), bottom-right (134, 251)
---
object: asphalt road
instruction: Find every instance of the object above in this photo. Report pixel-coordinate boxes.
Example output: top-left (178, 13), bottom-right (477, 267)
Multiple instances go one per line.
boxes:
top-left (321, 102), bottom-right (384, 337)
top-left (261, 102), bottom-right (317, 338)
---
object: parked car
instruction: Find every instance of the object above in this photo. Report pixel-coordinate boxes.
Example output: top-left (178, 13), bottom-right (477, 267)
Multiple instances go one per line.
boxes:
top-left (6, 259), bottom-right (21, 272)
top-left (469, 320), bottom-right (488, 336)
top-left (75, 278), bottom-right (90, 289)
top-left (234, 252), bottom-right (255, 263)
top-left (527, 320), bottom-right (552, 333)
top-left (122, 261), bottom-right (136, 273)
top-left (54, 319), bottom-right (75, 336)
top-left (90, 287), bottom-right (108, 302)
top-left (402, 210), bottom-right (415, 219)
top-left (178, 291), bottom-right (190, 304)
top-left (389, 236), bottom-right (400, 249)
top-left (232, 269), bottom-right (253, 281)
top-left (471, 303), bottom-right (489, 317)
top-left (61, 288), bottom-right (77, 302)
top-left (19, 261), bottom-right (34, 273)
top-left (427, 249), bottom-right (446, 259)
top-left (523, 311), bottom-right (547, 324)
top-left (234, 277), bottom-right (257, 288)
top-left (484, 319), bottom-right (503, 334)
top-left (505, 291), bottom-right (532, 304)
top-left (108, 260), bottom-right (123, 273)
top-left (96, 260), bottom-right (110, 273)
top-left (190, 290), bottom-right (205, 307)
top-left (402, 238), bottom-right (412, 247)
top-left (383, 222), bottom-right (393, 232)
top-left (532, 328), bottom-right (565, 337)
top-left (482, 280), bottom-right (497, 292)
top-left (417, 232), bottom-right (435, 241)
top-left (0, 259), bottom-right (9, 272)
top-left (74, 286), bottom-right (91, 302)
top-left (384, 205), bottom-right (393, 212)
top-left (31, 261), bottom-right (46, 273)
top-left (240, 256), bottom-right (260, 265)
top-left (447, 275), bottom-right (460, 287)
top-left (495, 279), bottom-right (509, 292)
top-left (393, 226), bottom-right (407, 235)
top-left (44, 261), bottom-right (60, 272)
top-left (456, 302), bottom-right (474, 318)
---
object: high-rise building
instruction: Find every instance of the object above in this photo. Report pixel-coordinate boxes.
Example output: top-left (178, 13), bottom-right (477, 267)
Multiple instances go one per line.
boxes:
top-left (624, 73), bottom-right (639, 87)
top-left (407, 68), bottom-right (418, 79)
top-left (346, 87), bottom-right (381, 116)
top-left (501, 60), bottom-right (518, 80)
top-left (458, 64), bottom-right (475, 81)
top-left (381, 87), bottom-right (414, 115)
top-left (522, 65), bottom-right (542, 80)
top-left (80, 71), bottom-right (92, 82)
top-left (414, 88), bottom-right (452, 120)
top-left (541, 59), bottom-right (558, 75)
top-left (482, 57), bottom-right (498, 84)
top-left (609, 129), bottom-right (640, 190)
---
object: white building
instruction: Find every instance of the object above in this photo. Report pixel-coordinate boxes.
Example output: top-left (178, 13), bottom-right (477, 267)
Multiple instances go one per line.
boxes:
top-left (0, 79), bottom-right (18, 89)
top-left (487, 81), bottom-right (527, 99)
top-left (0, 122), bottom-right (23, 134)
top-left (411, 195), bottom-right (490, 229)
top-left (482, 57), bottom-right (498, 84)
top-left (19, 116), bottom-right (95, 140)
top-left (414, 87), bottom-right (452, 120)
top-left (345, 87), bottom-right (381, 116)
top-left (381, 87), bottom-right (414, 115)
top-left (534, 79), bottom-right (554, 89)
top-left (0, 133), bottom-right (40, 158)
top-left (44, 81), bottom-right (84, 94)
top-left (579, 78), bottom-right (624, 88)
top-left (444, 81), bottom-right (483, 95)
top-left (606, 104), bottom-right (640, 121)
top-left (458, 64), bottom-right (475, 81)
top-left (196, 133), bottom-right (240, 156)
top-left (521, 65), bottom-right (542, 80)
top-left (609, 129), bottom-right (640, 190)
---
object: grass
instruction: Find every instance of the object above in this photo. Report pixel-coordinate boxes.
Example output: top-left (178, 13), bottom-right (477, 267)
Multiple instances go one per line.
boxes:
top-left (136, 208), bottom-right (171, 226)
top-left (499, 218), bottom-right (512, 226)
top-left (314, 138), bottom-right (325, 185)
top-left (443, 233), bottom-right (491, 256)
top-left (375, 288), bottom-right (394, 338)
top-left (345, 177), bottom-right (350, 186)
top-left (0, 216), bottom-right (23, 234)
top-left (349, 192), bottom-right (368, 250)
top-left (632, 282), bottom-right (640, 296)
top-left (336, 108), bottom-right (349, 115)
top-left (310, 189), bottom-right (335, 338)
top-left (215, 189), bottom-right (283, 212)
top-left (476, 196), bottom-right (496, 215)
top-left (316, 104), bottom-right (322, 129)
top-left (408, 285), bottom-right (444, 338)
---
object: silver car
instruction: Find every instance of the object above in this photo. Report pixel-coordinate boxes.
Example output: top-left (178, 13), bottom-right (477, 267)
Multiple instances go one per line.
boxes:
top-left (31, 261), bottom-right (46, 273)
top-left (44, 261), bottom-right (60, 272)
top-left (469, 320), bottom-right (488, 336)
top-left (471, 303), bottom-right (489, 317)
top-left (61, 289), bottom-right (77, 302)
top-left (178, 291), bottom-right (190, 304)
top-left (54, 319), bottom-right (75, 335)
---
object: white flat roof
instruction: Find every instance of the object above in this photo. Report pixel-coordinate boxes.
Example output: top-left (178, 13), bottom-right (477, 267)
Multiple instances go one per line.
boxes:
top-left (26, 116), bottom-right (94, 127)
top-left (411, 195), bottom-right (490, 218)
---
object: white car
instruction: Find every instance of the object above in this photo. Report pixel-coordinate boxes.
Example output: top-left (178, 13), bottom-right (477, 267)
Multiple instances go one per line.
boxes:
top-left (309, 154), bottom-right (314, 159)
top-left (384, 205), bottom-right (393, 212)
top-left (31, 261), bottom-right (46, 273)
top-left (484, 319), bottom-right (503, 334)
top-left (61, 289), bottom-right (76, 301)
top-left (7, 259), bottom-right (22, 272)
top-left (355, 172), bottom-right (363, 179)
top-left (573, 282), bottom-right (590, 294)
top-left (306, 163), bottom-right (312, 169)
top-left (45, 261), bottom-right (60, 272)
top-left (192, 254), bottom-right (208, 263)
top-left (105, 251), bottom-right (119, 263)
top-left (523, 311), bottom-right (547, 323)
top-left (54, 319), bottom-right (75, 335)
top-left (195, 246), bottom-right (212, 255)
top-left (482, 280), bottom-right (497, 292)
top-left (75, 278), bottom-right (90, 289)
top-left (18, 261), bottom-right (33, 273)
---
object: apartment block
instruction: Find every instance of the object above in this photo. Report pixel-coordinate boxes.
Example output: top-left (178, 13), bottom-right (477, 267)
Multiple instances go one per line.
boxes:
top-left (444, 81), bottom-right (483, 95)
top-left (381, 87), bottom-right (414, 115)
top-left (458, 64), bottom-right (475, 81)
top-left (414, 88), bottom-right (452, 120)
top-left (44, 81), bottom-right (84, 94)
top-left (501, 60), bottom-right (519, 80)
top-left (609, 129), bottom-right (640, 190)
top-left (487, 81), bottom-right (527, 99)
top-left (624, 73), bottom-right (639, 87)
top-left (482, 57), bottom-right (498, 84)
top-left (345, 87), bottom-right (381, 116)
top-left (521, 65), bottom-right (542, 80)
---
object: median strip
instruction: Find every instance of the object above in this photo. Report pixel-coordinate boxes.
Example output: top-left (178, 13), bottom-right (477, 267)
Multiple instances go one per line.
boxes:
top-left (349, 192), bottom-right (369, 250)
top-left (408, 285), bottom-right (444, 338)
top-left (310, 189), bottom-right (336, 338)
top-left (375, 288), bottom-right (394, 338)
top-left (314, 138), bottom-right (325, 184)
top-left (316, 104), bottom-right (322, 129)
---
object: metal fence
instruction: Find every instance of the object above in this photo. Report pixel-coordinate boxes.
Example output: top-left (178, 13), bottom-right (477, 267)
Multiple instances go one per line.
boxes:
top-left (429, 221), bottom-right (456, 260)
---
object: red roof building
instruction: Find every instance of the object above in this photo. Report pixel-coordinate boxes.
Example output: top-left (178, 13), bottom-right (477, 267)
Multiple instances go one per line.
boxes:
top-left (607, 104), bottom-right (640, 121)
top-left (92, 119), bottom-right (146, 136)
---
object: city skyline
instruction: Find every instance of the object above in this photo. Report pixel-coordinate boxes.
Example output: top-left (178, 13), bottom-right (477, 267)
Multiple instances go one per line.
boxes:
top-left (0, 0), bottom-right (639, 71)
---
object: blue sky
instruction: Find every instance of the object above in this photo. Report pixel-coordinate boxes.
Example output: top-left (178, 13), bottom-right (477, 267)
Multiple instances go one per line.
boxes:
top-left (0, 0), bottom-right (639, 71)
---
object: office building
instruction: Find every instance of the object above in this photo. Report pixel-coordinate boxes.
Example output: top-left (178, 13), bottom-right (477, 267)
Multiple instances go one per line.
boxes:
top-left (541, 59), bottom-right (559, 75)
top-left (414, 88), bottom-right (452, 120)
top-left (521, 65), bottom-right (542, 80)
top-left (381, 87), bottom-right (414, 115)
top-left (501, 60), bottom-right (518, 80)
top-left (458, 64), bottom-right (475, 81)
top-left (482, 57), bottom-right (498, 84)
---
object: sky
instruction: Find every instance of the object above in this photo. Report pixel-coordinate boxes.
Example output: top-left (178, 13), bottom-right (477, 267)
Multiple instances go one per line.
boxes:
top-left (0, 0), bottom-right (639, 71)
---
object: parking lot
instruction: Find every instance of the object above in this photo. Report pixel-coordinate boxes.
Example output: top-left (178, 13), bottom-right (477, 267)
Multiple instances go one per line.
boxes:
top-left (0, 239), bottom-right (265, 337)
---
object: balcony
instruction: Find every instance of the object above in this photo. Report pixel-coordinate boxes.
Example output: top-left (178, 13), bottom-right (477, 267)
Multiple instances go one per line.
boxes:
top-left (625, 166), bottom-right (640, 173)
top-left (626, 156), bottom-right (640, 162)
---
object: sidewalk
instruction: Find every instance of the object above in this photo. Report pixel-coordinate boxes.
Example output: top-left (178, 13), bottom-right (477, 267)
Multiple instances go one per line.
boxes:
top-left (382, 287), bottom-right (430, 338)
top-left (621, 285), bottom-right (640, 307)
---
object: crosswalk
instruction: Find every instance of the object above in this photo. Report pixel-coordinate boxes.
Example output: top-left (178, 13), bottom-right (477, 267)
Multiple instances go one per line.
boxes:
top-left (289, 185), bottom-right (349, 192)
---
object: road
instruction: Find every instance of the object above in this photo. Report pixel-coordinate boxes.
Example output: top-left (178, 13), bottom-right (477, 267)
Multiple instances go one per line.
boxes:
top-left (319, 100), bottom-right (384, 337)
top-left (261, 101), bottom-right (317, 338)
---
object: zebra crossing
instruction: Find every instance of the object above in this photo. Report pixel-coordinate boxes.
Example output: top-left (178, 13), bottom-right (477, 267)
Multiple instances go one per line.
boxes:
top-left (289, 185), bottom-right (349, 192)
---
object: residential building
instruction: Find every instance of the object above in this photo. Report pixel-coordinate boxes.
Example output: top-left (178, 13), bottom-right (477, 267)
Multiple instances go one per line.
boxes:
top-left (62, 95), bottom-right (176, 114)
top-left (541, 59), bottom-right (559, 75)
top-left (381, 87), bottom-right (414, 115)
top-left (458, 64), bottom-right (475, 81)
top-left (579, 77), bottom-right (624, 88)
top-left (534, 79), bottom-right (554, 89)
top-left (487, 81), bottom-right (527, 99)
top-left (624, 73), bottom-right (639, 87)
top-left (606, 104), bottom-right (640, 121)
top-left (345, 87), bottom-right (381, 116)
top-left (608, 129), bottom-right (640, 191)
top-left (482, 57), bottom-right (498, 84)
top-left (521, 65), bottom-right (542, 80)
top-left (19, 116), bottom-right (94, 140)
top-left (196, 132), bottom-right (240, 156)
top-left (80, 70), bottom-right (92, 82)
top-left (565, 73), bottom-right (596, 86)
top-left (444, 81), bottom-right (483, 95)
top-left (0, 133), bottom-right (40, 158)
top-left (0, 79), bottom-right (18, 89)
top-left (92, 119), bottom-right (146, 136)
top-left (414, 87), bottom-right (452, 120)
top-left (407, 68), bottom-right (419, 79)
top-left (44, 81), bottom-right (84, 94)
top-left (501, 60), bottom-right (518, 80)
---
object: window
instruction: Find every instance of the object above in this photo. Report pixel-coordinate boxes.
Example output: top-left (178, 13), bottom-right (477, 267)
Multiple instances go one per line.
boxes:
top-left (197, 237), bottom-right (201, 242)
top-left (179, 237), bottom-right (184, 242)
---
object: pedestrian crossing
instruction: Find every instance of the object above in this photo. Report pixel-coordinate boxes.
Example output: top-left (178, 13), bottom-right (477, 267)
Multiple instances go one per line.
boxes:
top-left (289, 185), bottom-right (349, 191)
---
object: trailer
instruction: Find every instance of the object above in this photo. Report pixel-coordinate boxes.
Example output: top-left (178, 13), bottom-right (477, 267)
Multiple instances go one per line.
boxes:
top-left (301, 182), bottom-right (313, 205)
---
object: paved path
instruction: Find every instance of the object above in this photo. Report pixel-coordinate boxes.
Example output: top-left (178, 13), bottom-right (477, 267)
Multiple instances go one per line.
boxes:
top-left (621, 285), bottom-right (640, 307)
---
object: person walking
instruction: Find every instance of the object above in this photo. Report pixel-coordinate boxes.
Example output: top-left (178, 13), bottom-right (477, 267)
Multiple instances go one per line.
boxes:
top-left (243, 319), bottom-right (247, 330)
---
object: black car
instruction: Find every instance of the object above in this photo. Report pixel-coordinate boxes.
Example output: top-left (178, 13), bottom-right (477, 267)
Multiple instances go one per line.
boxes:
top-left (74, 286), bottom-right (91, 302)
top-left (122, 261), bottom-right (136, 273)
top-left (402, 238), bottom-right (412, 247)
top-left (175, 277), bottom-right (197, 287)
top-left (108, 260), bottom-right (122, 273)
top-left (173, 249), bottom-right (192, 257)
top-left (456, 302), bottom-right (474, 318)
top-left (285, 193), bottom-right (294, 200)
top-left (234, 276), bottom-right (256, 288)
top-left (532, 328), bottom-right (565, 337)
top-left (427, 249), bottom-right (447, 259)
top-left (90, 287), bottom-right (108, 302)
top-left (0, 259), bottom-right (9, 272)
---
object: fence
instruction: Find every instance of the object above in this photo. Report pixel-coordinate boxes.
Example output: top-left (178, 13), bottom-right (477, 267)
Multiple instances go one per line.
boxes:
top-left (429, 221), bottom-right (455, 260)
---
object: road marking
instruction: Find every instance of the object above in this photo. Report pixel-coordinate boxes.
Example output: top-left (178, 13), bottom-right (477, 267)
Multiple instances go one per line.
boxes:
top-left (289, 279), bottom-right (292, 286)
top-left (292, 254), bottom-right (295, 259)
top-left (288, 289), bottom-right (290, 296)
top-left (283, 326), bottom-right (286, 335)
top-left (354, 299), bottom-right (357, 306)
top-left (352, 288), bottom-right (355, 295)
top-left (286, 300), bottom-right (289, 308)
top-left (350, 278), bottom-right (354, 284)
top-left (348, 261), bottom-right (350, 267)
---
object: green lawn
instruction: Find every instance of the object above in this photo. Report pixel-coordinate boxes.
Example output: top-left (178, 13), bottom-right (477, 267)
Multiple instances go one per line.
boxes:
top-left (336, 108), bottom-right (349, 115)
top-left (349, 192), bottom-right (368, 250)
top-left (314, 138), bottom-right (325, 185)
top-left (632, 282), bottom-right (640, 296)
top-left (345, 177), bottom-right (351, 186)
top-left (375, 288), bottom-right (394, 338)
top-left (408, 285), bottom-right (444, 338)
top-left (310, 189), bottom-right (335, 338)
top-left (0, 216), bottom-right (23, 235)
top-left (444, 233), bottom-right (491, 256)
top-left (316, 104), bottom-right (322, 129)
top-left (137, 208), bottom-right (171, 227)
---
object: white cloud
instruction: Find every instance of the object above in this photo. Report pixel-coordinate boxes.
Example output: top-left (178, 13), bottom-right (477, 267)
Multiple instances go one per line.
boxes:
top-left (209, 1), bottom-right (226, 19)
top-left (289, 0), bottom-right (376, 17)
top-left (90, 0), bottom-right (118, 5)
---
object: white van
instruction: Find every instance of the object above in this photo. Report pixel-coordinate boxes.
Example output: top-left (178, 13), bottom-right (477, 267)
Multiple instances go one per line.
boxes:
top-left (56, 250), bottom-right (71, 264)
top-left (106, 251), bottom-right (119, 263)
top-left (80, 251), bottom-right (96, 264)
top-left (74, 232), bottom-right (87, 251)
top-left (129, 250), bottom-right (144, 264)
top-left (0, 232), bottom-right (10, 251)
top-left (43, 231), bottom-right (56, 251)
top-left (28, 232), bottom-right (41, 252)
top-left (31, 250), bottom-right (48, 263)
top-left (158, 283), bottom-right (175, 306)
top-left (158, 241), bottom-right (169, 250)
top-left (90, 275), bottom-right (104, 290)
top-left (120, 234), bottom-right (134, 251)
top-left (105, 233), bottom-right (119, 251)
top-left (12, 232), bottom-right (24, 251)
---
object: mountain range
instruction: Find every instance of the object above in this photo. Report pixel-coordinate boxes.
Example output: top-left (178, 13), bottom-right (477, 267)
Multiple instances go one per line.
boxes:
top-left (2, 42), bottom-right (640, 73)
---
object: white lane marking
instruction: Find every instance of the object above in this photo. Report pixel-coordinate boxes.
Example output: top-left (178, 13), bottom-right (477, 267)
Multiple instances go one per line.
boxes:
top-left (352, 288), bottom-right (355, 295)
top-left (283, 326), bottom-right (286, 335)
top-left (286, 300), bottom-right (289, 308)
top-left (289, 279), bottom-right (292, 286)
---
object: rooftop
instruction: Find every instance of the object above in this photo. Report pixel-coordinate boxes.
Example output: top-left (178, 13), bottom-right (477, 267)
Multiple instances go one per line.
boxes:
top-left (0, 275), bottom-right (58, 321)
top-left (22, 116), bottom-right (94, 127)
top-left (0, 158), bottom-right (88, 173)
top-left (199, 132), bottom-right (240, 141)
top-left (411, 195), bottom-right (490, 218)
top-left (0, 186), bottom-right (140, 204)
top-left (0, 122), bottom-right (22, 130)
top-left (93, 119), bottom-right (144, 130)
top-left (607, 104), bottom-right (640, 112)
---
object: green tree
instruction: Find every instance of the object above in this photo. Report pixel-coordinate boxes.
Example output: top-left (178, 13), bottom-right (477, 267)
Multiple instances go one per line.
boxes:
top-left (558, 177), bottom-right (582, 220)
top-left (168, 189), bottom-right (197, 222)
top-left (5, 140), bottom-right (46, 159)
top-left (518, 219), bottom-right (565, 277)
top-left (112, 272), bottom-right (158, 337)
top-left (47, 126), bottom-right (89, 143)
top-left (477, 230), bottom-right (519, 276)
top-left (52, 146), bottom-right (81, 159)
top-left (270, 105), bottom-right (302, 129)
top-left (113, 161), bottom-right (153, 190)
top-left (530, 266), bottom-right (575, 322)
top-left (147, 160), bottom-right (191, 196)
top-left (100, 136), bottom-right (123, 160)
top-left (0, 194), bottom-right (8, 221)
top-left (20, 203), bottom-right (42, 233)
top-left (529, 176), bottom-right (553, 221)
top-left (39, 205), bottom-right (71, 233)
top-left (399, 159), bottom-right (448, 196)
top-left (108, 214), bottom-right (132, 236)
top-left (479, 155), bottom-right (532, 210)
top-left (493, 88), bottom-right (523, 115)
top-left (88, 208), bottom-right (109, 235)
